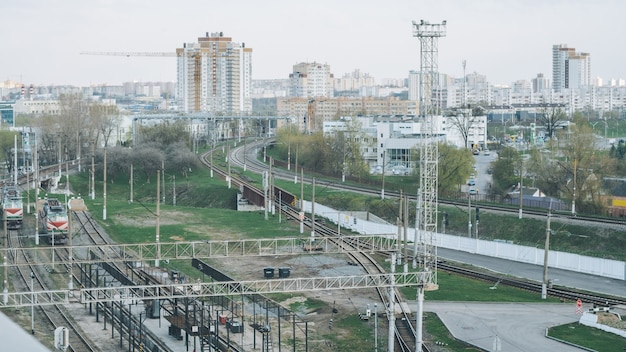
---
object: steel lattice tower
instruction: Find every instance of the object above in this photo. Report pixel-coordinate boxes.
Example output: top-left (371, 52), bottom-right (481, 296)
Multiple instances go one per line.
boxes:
top-left (413, 19), bottom-right (445, 283)
top-left (412, 19), bottom-right (446, 352)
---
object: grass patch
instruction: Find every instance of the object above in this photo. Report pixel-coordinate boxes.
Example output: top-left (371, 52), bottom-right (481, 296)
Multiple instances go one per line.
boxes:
top-left (423, 312), bottom-right (481, 350)
top-left (548, 322), bottom-right (626, 352)
top-left (422, 270), bottom-right (560, 302)
top-left (324, 314), bottom-right (378, 351)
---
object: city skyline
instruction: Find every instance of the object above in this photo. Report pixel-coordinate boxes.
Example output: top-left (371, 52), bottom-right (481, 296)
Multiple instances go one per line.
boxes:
top-left (3, 0), bottom-right (626, 87)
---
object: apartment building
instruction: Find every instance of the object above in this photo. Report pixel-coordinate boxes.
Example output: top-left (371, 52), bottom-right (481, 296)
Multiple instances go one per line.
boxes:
top-left (176, 32), bottom-right (252, 114)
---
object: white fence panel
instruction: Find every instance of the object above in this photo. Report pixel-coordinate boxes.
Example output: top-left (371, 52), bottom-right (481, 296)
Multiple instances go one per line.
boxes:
top-left (308, 201), bottom-right (626, 280)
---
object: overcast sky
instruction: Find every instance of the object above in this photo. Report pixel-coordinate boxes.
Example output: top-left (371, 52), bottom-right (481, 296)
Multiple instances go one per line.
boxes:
top-left (3, 0), bottom-right (626, 87)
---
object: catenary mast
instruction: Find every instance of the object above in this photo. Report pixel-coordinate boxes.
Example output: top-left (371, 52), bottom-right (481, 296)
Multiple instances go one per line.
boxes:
top-left (412, 19), bottom-right (446, 352)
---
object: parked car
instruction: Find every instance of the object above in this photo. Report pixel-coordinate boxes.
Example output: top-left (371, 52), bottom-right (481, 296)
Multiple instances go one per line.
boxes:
top-left (469, 187), bottom-right (477, 195)
top-left (468, 178), bottom-right (476, 186)
top-left (484, 149), bottom-right (490, 156)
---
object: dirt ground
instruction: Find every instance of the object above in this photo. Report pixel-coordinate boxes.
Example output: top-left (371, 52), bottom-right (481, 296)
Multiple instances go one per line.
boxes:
top-left (112, 211), bottom-right (392, 350)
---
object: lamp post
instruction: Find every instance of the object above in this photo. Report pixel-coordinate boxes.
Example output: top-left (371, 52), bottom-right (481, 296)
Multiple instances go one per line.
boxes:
top-left (518, 158), bottom-right (524, 219)
top-left (374, 303), bottom-right (378, 352)
top-left (572, 159), bottom-right (577, 215)
top-left (103, 146), bottom-right (107, 220)
top-left (467, 190), bottom-right (472, 238)
top-left (541, 210), bottom-right (552, 300)
top-left (30, 271), bottom-right (35, 334)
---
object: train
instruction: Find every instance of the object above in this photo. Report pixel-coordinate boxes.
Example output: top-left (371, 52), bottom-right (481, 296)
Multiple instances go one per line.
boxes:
top-left (37, 197), bottom-right (69, 245)
top-left (1, 186), bottom-right (23, 230)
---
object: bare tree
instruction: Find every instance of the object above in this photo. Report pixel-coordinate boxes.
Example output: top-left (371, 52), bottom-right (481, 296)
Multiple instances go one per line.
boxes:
top-left (538, 105), bottom-right (567, 139)
top-left (446, 111), bottom-right (482, 150)
top-left (89, 103), bottom-right (120, 147)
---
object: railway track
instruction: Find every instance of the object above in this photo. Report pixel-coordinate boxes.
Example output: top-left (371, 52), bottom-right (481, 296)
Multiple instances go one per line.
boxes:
top-left (201, 143), bottom-right (425, 352)
top-left (71, 210), bottom-right (176, 352)
top-left (9, 228), bottom-right (99, 352)
top-left (438, 262), bottom-right (626, 306)
top-left (71, 210), bottom-right (246, 352)
top-left (209, 138), bottom-right (626, 351)
top-left (230, 139), bottom-right (626, 228)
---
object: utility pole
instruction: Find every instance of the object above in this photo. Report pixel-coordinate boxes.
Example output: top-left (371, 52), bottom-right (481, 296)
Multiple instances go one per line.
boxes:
top-left (542, 209), bottom-right (552, 299)
top-left (129, 164), bottom-right (133, 203)
top-left (294, 144), bottom-right (299, 184)
top-left (381, 151), bottom-right (385, 200)
top-left (91, 142), bottom-right (95, 199)
top-left (227, 143), bottom-right (231, 189)
top-left (467, 191), bottom-right (472, 237)
top-left (155, 169), bottom-right (160, 267)
top-left (34, 133), bottom-right (39, 238)
top-left (387, 252), bottom-right (396, 352)
top-left (572, 158), bottom-right (577, 215)
top-left (103, 147), bottom-right (107, 220)
top-left (518, 159), bottom-right (523, 219)
top-left (475, 207), bottom-right (480, 239)
top-left (396, 192), bottom-right (403, 266)
top-left (299, 167), bottom-right (304, 234)
top-left (311, 178), bottom-right (316, 241)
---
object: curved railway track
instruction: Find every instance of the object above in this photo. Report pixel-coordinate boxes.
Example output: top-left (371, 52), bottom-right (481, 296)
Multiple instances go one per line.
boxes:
top-left (207, 138), bottom-right (626, 351)
top-left (202, 142), bottom-right (423, 352)
top-left (231, 139), bottom-right (626, 227)
top-left (71, 210), bottom-right (176, 352)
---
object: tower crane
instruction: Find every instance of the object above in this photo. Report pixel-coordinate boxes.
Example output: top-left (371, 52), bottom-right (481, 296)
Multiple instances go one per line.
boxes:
top-left (80, 51), bottom-right (177, 57)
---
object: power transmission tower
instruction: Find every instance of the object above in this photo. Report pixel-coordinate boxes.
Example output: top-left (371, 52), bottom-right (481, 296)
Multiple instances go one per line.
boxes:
top-left (412, 19), bottom-right (446, 352)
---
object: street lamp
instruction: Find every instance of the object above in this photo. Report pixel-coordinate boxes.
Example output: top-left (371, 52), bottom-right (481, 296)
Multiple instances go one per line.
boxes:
top-left (30, 271), bottom-right (35, 334)
top-left (374, 303), bottom-right (378, 352)
top-left (542, 210), bottom-right (552, 300)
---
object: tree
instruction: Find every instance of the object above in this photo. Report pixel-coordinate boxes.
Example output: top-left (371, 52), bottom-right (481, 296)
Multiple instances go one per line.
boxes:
top-left (538, 105), bottom-right (567, 139)
top-left (137, 120), bottom-right (188, 147)
top-left (446, 112), bottom-right (482, 150)
top-left (101, 146), bottom-right (131, 184)
top-left (89, 102), bottom-right (120, 147)
top-left (558, 123), bottom-right (606, 213)
top-left (131, 143), bottom-right (165, 183)
top-left (491, 146), bottom-right (522, 194)
top-left (166, 142), bottom-right (200, 183)
top-left (0, 131), bottom-right (19, 176)
top-left (436, 142), bottom-right (474, 193)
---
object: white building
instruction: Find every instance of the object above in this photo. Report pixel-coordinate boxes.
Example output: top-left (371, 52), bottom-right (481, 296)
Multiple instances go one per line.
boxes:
top-left (334, 69), bottom-right (376, 92)
top-left (176, 32), bottom-right (252, 114)
top-left (323, 115), bottom-right (486, 172)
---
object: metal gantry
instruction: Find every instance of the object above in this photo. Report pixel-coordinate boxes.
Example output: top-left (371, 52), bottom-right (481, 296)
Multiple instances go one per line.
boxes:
top-left (0, 272), bottom-right (432, 308)
top-left (0, 236), bottom-right (399, 267)
top-left (413, 19), bottom-right (447, 352)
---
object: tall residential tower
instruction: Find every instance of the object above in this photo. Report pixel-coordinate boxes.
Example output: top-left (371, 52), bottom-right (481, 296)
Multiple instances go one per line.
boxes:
top-left (552, 44), bottom-right (591, 92)
top-left (176, 32), bottom-right (252, 113)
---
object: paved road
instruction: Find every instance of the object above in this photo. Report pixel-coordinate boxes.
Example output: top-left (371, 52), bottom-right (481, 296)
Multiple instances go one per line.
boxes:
top-left (419, 248), bottom-right (626, 351)
top-left (424, 302), bottom-right (584, 352)
top-left (474, 151), bottom-right (495, 194)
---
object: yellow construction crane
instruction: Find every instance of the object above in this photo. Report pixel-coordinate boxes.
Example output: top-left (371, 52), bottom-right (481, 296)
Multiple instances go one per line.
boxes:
top-left (80, 51), bottom-right (177, 57)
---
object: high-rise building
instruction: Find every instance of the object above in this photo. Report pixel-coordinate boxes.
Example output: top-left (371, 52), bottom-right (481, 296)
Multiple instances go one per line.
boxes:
top-left (289, 62), bottom-right (334, 98)
top-left (532, 73), bottom-right (550, 93)
top-left (176, 32), bottom-right (252, 113)
top-left (552, 44), bottom-right (591, 92)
